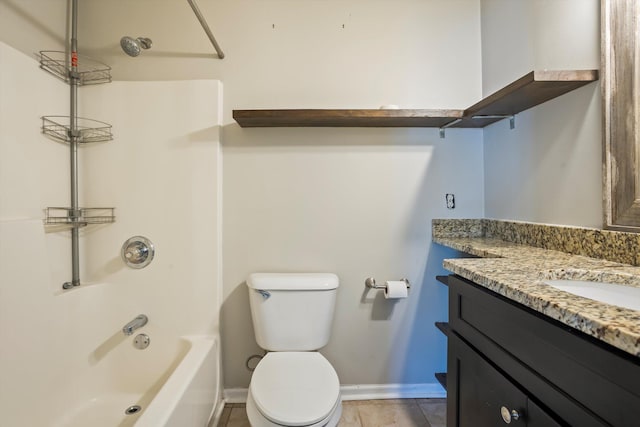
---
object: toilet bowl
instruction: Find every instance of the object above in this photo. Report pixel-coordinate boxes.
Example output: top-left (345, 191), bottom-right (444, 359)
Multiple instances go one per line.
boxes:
top-left (246, 352), bottom-right (342, 427)
top-left (246, 273), bottom-right (342, 427)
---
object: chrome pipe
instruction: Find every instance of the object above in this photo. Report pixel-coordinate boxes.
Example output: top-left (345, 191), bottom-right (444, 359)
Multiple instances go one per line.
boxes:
top-left (186, 0), bottom-right (225, 59)
top-left (69, 0), bottom-right (80, 287)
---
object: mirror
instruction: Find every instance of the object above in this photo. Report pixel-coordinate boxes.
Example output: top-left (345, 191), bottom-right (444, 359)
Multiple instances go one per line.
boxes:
top-left (603, 0), bottom-right (640, 231)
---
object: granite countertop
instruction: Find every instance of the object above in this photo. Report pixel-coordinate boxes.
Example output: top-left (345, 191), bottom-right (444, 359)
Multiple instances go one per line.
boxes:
top-left (434, 233), bottom-right (640, 357)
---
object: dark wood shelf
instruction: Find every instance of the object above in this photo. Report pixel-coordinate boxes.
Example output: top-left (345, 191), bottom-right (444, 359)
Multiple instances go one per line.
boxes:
top-left (232, 70), bottom-right (598, 129)
top-left (435, 321), bottom-right (450, 337)
top-left (232, 109), bottom-right (463, 128)
top-left (451, 70), bottom-right (599, 128)
top-left (436, 275), bottom-right (449, 286)
top-left (435, 372), bottom-right (447, 391)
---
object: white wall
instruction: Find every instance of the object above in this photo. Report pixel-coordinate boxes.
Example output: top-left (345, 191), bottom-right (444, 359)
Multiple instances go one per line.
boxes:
top-left (0, 0), bottom-right (67, 56)
top-left (223, 129), bottom-right (484, 390)
top-left (481, 0), bottom-right (602, 227)
top-left (0, 41), bottom-right (222, 424)
top-left (217, 0), bottom-right (486, 390)
top-left (77, 0), bottom-right (481, 110)
top-left (0, 41), bottom-right (71, 427)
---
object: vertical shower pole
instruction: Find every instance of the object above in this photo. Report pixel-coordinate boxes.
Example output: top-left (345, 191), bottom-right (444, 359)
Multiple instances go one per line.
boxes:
top-left (66, 0), bottom-right (81, 288)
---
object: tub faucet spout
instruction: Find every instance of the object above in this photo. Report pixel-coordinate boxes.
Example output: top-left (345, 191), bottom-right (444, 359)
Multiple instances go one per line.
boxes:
top-left (123, 314), bottom-right (148, 336)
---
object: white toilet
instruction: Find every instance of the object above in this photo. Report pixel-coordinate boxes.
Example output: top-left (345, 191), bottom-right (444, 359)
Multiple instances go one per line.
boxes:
top-left (246, 273), bottom-right (342, 427)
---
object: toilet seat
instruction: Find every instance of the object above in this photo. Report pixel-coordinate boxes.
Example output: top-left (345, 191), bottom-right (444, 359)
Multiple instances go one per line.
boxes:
top-left (246, 389), bottom-right (342, 427)
top-left (249, 352), bottom-right (341, 426)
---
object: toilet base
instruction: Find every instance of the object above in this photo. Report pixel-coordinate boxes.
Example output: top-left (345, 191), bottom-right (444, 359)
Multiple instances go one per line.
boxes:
top-left (246, 389), bottom-right (342, 427)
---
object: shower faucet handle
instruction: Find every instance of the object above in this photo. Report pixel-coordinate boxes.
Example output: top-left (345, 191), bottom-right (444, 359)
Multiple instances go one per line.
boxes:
top-left (121, 236), bottom-right (155, 269)
top-left (124, 244), bottom-right (147, 261)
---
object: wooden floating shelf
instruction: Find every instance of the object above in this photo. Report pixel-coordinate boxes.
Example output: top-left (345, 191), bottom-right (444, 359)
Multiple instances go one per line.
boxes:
top-left (452, 70), bottom-right (600, 128)
top-left (232, 109), bottom-right (463, 128)
top-left (233, 70), bottom-right (598, 129)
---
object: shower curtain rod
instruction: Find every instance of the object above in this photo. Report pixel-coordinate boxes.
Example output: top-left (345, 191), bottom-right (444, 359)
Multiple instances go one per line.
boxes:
top-left (186, 0), bottom-right (225, 59)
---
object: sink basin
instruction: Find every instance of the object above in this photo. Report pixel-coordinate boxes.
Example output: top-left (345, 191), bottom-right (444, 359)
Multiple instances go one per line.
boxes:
top-left (543, 279), bottom-right (640, 312)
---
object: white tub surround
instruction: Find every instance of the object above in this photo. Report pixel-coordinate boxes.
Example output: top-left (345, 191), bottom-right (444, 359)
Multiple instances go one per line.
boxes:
top-left (0, 42), bottom-right (223, 426)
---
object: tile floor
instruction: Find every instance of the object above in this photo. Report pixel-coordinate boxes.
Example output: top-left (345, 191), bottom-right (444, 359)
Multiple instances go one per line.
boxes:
top-left (217, 398), bottom-right (446, 427)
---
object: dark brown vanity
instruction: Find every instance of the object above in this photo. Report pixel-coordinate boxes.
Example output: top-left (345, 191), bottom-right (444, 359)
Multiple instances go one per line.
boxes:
top-left (447, 274), bottom-right (640, 426)
top-left (432, 218), bottom-right (640, 427)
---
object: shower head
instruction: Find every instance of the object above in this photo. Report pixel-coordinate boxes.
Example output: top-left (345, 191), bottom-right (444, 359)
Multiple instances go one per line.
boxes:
top-left (120, 36), bottom-right (152, 57)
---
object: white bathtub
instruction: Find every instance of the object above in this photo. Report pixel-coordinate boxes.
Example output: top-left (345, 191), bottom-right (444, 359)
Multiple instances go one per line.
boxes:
top-left (53, 333), bottom-right (220, 427)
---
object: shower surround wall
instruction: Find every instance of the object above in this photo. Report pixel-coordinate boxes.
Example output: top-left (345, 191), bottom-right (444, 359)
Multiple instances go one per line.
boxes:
top-left (0, 42), bottom-right (222, 425)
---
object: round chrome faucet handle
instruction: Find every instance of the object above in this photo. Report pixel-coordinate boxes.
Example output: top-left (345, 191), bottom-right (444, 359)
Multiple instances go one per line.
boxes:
top-left (124, 244), bottom-right (147, 260)
top-left (121, 236), bottom-right (154, 269)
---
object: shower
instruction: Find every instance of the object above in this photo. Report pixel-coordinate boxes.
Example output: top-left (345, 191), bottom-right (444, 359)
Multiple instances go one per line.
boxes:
top-left (118, 0), bottom-right (225, 59)
top-left (120, 36), bottom-right (152, 57)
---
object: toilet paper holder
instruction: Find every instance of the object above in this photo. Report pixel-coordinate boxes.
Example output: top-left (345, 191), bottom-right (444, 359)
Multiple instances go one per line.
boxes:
top-left (365, 277), bottom-right (410, 290)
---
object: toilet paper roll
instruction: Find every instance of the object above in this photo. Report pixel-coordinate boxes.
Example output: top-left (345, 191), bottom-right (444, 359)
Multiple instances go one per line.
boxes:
top-left (384, 280), bottom-right (408, 299)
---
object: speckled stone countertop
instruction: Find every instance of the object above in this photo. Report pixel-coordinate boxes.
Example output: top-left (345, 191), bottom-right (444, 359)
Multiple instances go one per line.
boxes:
top-left (433, 219), bottom-right (640, 357)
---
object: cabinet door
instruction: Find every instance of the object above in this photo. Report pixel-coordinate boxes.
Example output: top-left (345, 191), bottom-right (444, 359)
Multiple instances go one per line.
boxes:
top-left (448, 333), bottom-right (562, 427)
top-left (526, 399), bottom-right (563, 427)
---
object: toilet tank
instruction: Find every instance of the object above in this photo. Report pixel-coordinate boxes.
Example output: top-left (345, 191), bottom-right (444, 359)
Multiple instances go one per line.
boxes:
top-left (247, 273), bottom-right (339, 351)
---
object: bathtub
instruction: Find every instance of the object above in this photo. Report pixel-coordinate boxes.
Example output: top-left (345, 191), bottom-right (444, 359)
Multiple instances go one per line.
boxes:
top-left (53, 333), bottom-right (220, 427)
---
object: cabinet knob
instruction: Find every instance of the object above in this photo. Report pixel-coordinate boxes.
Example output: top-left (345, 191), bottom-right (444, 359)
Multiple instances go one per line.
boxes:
top-left (500, 406), bottom-right (521, 424)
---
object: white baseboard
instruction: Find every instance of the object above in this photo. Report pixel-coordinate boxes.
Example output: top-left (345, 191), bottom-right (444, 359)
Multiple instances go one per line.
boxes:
top-left (223, 383), bottom-right (445, 404)
top-left (223, 388), bottom-right (249, 404)
top-left (340, 383), bottom-right (446, 400)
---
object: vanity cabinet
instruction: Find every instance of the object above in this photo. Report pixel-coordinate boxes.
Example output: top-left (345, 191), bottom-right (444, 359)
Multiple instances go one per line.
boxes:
top-left (450, 332), bottom-right (561, 427)
top-left (447, 275), bottom-right (640, 427)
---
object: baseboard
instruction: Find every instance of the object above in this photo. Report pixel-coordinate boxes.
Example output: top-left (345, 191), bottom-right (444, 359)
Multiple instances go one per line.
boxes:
top-left (223, 388), bottom-right (249, 404)
top-left (340, 383), bottom-right (446, 400)
top-left (223, 383), bottom-right (445, 404)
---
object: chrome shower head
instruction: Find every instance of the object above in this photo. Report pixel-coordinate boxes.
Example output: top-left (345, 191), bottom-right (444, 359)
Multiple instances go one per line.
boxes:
top-left (120, 36), bottom-right (152, 57)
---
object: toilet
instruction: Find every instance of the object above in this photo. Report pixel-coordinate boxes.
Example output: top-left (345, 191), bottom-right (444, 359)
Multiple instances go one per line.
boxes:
top-left (246, 273), bottom-right (342, 427)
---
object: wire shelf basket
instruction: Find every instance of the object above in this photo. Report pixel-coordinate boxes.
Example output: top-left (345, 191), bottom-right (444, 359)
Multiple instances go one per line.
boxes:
top-left (39, 51), bottom-right (112, 85)
top-left (44, 207), bottom-right (115, 227)
top-left (42, 116), bottom-right (113, 144)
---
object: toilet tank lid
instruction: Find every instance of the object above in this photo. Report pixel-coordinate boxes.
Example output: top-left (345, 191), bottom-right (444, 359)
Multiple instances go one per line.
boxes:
top-left (247, 273), bottom-right (339, 291)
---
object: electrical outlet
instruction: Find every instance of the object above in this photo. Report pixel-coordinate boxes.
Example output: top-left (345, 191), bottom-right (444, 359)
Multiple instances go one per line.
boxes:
top-left (446, 194), bottom-right (455, 209)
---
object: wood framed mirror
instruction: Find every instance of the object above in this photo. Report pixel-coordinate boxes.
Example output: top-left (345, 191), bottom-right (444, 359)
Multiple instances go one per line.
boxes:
top-left (603, 0), bottom-right (640, 231)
